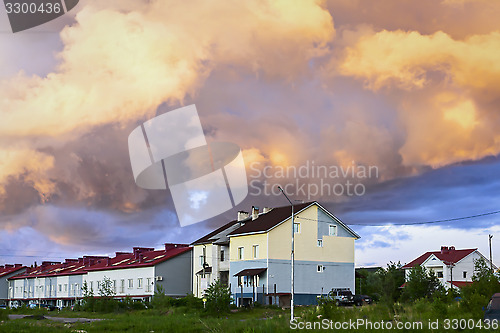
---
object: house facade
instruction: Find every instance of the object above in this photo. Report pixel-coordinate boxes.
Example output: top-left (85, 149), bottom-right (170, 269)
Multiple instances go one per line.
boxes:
top-left (0, 264), bottom-right (26, 306)
top-left (9, 257), bottom-right (107, 308)
top-left (192, 201), bottom-right (360, 306)
top-left (402, 246), bottom-right (496, 289)
top-left (85, 244), bottom-right (192, 302)
top-left (7, 244), bottom-right (192, 308)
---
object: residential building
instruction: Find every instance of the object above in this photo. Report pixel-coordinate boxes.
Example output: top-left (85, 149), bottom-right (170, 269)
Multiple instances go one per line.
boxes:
top-left (192, 201), bottom-right (360, 306)
top-left (402, 246), bottom-right (496, 289)
top-left (7, 243), bottom-right (192, 307)
top-left (191, 213), bottom-right (246, 297)
top-left (0, 264), bottom-right (26, 306)
top-left (85, 244), bottom-right (192, 302)
top-left (9, 257), bottom-right (106, 308)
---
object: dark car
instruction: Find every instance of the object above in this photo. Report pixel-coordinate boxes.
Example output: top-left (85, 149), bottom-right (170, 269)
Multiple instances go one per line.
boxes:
top-left (484, 293), bottom-right (500, 321)
top-left (0, 304), bottom-right (7, 310)
top-left (353, 294), bottom-right (372, 306)
top-left (40, 304), bottom-right (56, 311)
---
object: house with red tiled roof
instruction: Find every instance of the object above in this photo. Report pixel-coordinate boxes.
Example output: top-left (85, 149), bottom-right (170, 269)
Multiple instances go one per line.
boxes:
top-left (402, 246), bottom-right (496, 289)
top-left (9, 256), bottom-right (107, 308)
top-left (0, 264), bottom-right (26, 305)
top-left (84, 244), bottom-right (192, 303)
top-left (7, 243), bottom-right (192, 308)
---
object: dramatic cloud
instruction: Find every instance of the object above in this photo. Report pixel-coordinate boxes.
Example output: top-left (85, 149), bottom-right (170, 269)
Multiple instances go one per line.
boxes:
top-left (1, 0), bottom-right (499, 267)
top-left (0, 0), bottom-right (334, 202)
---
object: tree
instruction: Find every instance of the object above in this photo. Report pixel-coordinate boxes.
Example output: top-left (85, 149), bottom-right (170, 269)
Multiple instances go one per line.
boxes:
top-left (98, 276), bottom-right (115, 299)
top-left (460, 258), bottom-right (500, 318)
top-left (365, 262), bottom-right (405, 303)
top-left (401, 265), bottom-right (443, 302)
top-left (204, 279), bottom-right (232, 314)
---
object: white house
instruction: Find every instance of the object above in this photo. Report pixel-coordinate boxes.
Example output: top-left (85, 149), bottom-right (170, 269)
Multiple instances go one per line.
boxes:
top-left (84, 244), bottom-right (192, 302)
top-left (402, 246), bottom-right (496, 289)
top-left (8, 243), bottom-right (193, 308)
top-left (9, 257), bottom-right (106, 308)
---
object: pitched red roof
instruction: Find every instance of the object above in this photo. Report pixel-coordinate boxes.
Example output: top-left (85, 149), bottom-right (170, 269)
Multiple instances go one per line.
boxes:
top-left (0, 264), bottom-right (25, 278)
top-left (9, 244), bottom-right (192, 279)
top-left (448, 281), bottom-right (474, 288)
top-left (9, 257), bottom-right (108, 280)
top-left (402, 247), bottom-right (476, 269)
top-left (85, 245), bottom-right (191, 272)
top-left (227, 202), bottom-right (314, 236)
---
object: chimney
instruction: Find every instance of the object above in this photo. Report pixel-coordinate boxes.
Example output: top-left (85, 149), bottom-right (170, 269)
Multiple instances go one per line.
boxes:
top-left (165, 243), bottom-right (180, 252)
top-left (441, 246), bottom-right (449, 254)
top-left (449, 246), bottom-right (455, 251)
top-left (34, 261), bottom-right (37, 268)
top-left (14, 264), bottom-right (22, 268)
top-left (139, 253), bottom-right (144, 263)
top-left (237, 211), bottom-right (249, 221)
top-left (262, 207), bottom-right (272, 214)
top-left (5, 264), bottom-right (13, 268)
top-left (251, 206), bottom-right (259, 220)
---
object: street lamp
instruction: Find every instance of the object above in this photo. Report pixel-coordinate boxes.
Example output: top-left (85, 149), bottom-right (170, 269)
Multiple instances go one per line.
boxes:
top-left (277, 185), bottom-right (295, 321)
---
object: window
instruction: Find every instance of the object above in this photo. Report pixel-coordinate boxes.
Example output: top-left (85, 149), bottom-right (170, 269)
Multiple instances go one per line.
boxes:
top-left (329, 224), bottom-right (337, 236)
top-left (463, 271), bottom-right (467, 279)
top-left (128, 279), bottom-right (133, 288)
top-left (437, 271), bottom-right (443, 278)
top-left (317, 239), bottom-right (323, 247)
top-left (199, 255), bottom-right (205, 266)
top-left (238, 247), bottom-right (244, 260)
top-left (89, 281), bottom-right (93, 292)
top-left (317, 265), bottom-right (324, 273)
top-left (97, 281), bottom-right (100, 290)
top-left (146, 278), bottom-right (152, 292)
top-left (294, 223), bottom-right (300, 233)
top-left (138, 278), bottom-right (143, 289)
top-left (64, 284), bottom-right (68, 292)
top-left (58, 284), bottom-right (62, 292)
top-left (220, 250), bottom-right (225, 262)
top-left (252, 245), bottom-right (259, 259)
top-left (113, 280), bottom-right (116, 293)
top-left (120, 279), bottom-right (125, 293)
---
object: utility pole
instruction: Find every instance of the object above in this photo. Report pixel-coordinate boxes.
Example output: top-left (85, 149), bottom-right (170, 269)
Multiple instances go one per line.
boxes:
top-left (489, 234), bottom-right (494, 272)
top-left (277, 186), bottom-right (295, 321)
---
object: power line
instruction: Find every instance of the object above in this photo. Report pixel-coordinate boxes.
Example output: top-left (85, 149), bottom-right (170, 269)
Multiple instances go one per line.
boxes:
top-left (295, 210), bottom-right (500, 226)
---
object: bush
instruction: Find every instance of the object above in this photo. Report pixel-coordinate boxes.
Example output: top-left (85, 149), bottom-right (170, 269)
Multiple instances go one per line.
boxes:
top-left (204, 280), bottom-right (232, 314)
top-left (460, 258), bottom-right (500, 319)
top-left (0, 308), bottom-right (8, 321)
top-left (401, 265), bottom-right (443, 302)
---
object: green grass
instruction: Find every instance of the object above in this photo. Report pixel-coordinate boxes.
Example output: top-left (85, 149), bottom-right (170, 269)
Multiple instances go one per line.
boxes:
top-left (0, 302), bottom-right (493, 332)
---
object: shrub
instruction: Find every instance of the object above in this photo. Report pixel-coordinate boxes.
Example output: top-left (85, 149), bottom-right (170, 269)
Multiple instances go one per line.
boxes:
top-left (0, 308), bottom-right (8, 321)
top-left (204, 280), bottom-right (232, 314)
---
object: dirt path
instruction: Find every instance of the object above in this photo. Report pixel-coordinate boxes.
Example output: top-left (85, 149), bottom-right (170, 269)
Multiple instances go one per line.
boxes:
top-left (8, 314), bottom-right (105, 323)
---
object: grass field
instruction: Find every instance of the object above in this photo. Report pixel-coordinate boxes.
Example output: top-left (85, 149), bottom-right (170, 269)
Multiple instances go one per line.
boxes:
top-left (0, 300), bottom-right (494, 332)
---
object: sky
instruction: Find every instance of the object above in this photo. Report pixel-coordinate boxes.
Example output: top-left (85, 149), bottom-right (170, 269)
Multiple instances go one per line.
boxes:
top-left (1, 0), bottom-right (500, 268)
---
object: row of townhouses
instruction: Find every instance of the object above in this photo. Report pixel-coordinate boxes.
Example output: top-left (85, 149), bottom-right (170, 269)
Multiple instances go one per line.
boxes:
top-left (0, 201), bottom-right (360, 308)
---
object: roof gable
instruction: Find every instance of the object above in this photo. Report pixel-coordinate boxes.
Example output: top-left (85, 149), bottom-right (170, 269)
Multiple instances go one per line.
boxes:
top-left (402, 248), bottom-right (477, 269)
top-left (227, 202), bottom-right (314, 236)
